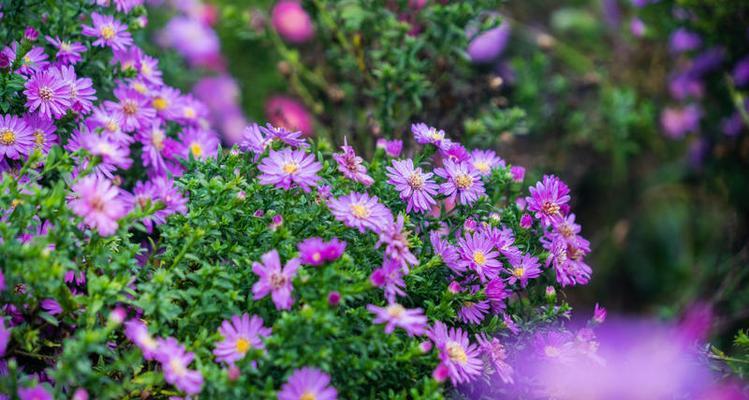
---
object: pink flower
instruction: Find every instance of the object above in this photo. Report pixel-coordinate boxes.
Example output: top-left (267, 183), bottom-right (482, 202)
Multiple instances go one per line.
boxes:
top-left (328, 192), bottom-right (392, 233)
top-left (278, 367), bottom-right (337, 400)
top-left (386, 158), bottom-right (439, 214)
top-left (18, 385), bottom-right (53, 400)
top-left (297, 237), bottom-right (346, 266)
top-left (272, 1), bottom-right (315, 44)
top-left (525, 175), bottom-right (570, 226)
top-left (258, 148), bottom-right (322, 192)
top-left (124, 319), bottom-right (159, 360)
top-left (428, 321), bottom-right (483, 385)
top-left (213, 314), bottom-right (272, 364)
top-left (82, 13), bottom-right (133, 51)
top-left (333, 140), bottom-right (374, 186)
top-left (265, 95), bottom-right (313, 134)
top-left (367, 303), bottom-right (428, 336)
top-left (69, 175), bottom-right (129, 236)
top-left (458, 232), bottom-right (502, 282)
top-left (24, 70), bottom-right (72, 120)
top-left (0, 114), bottom-right (34, 160)
top-left (434, 159), bottom-right (486, 206)
top-left (376, 214), bottom-right (417, 271)
top-left (155, 337), bottom-right (204, 395)
top-left (252, 249), bottom-right (300, 310)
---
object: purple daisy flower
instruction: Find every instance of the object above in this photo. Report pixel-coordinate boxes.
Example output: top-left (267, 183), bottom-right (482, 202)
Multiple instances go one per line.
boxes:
top-left (53, 65), bottom-right (97, 114)
top-left (0, 320), bottom-right (9, 357)
top-left (18, 386), bottom-right (53, 400)
top-left (137, 54), bottom-right (163, 86)
top-left (532, 330), bottom-right (576, 363)
top-left (150, 86), bottom-right (181, 121)
top-left (69, 175), bottom-right (129, 236)
top-left (376, 214), bottom-right (418, 271)
top-left (386, 159), bottom-right (439, 214)
top-left (368, 303), bottom-right (428, 336)
top-left (483, 226), bottom-right (522, 259)
top-left (457, 299), bottom-right (491, 325)
top-left (258, 148), bottom-right (322, 192)
top-left (239, 123), bottom-right (272, 159)
top-left (458, 232), bottom-right (502, 282)
top-left (278, 367), bottom-right (337, 400)
top-left (124, 319), bottom-right (159, 360)
top-left (377, 138), bottom-right (403, 157)
top-left (252, 250), bottom-right (300, 310)
top-left (0, 114), bottom-right (34, 160)
top-left (4, 43), bottom-right (49, 76)
top-left (434, 159), bottom-right (486, 206)
top-left (88, 106), bottom-right (130, 145)
top-left (333, 140), bottom-right (374, 186)
top-left (82, 13), bottom-right (133, 51)
top-left (213, 314), bottom-right (272, 364)
top-left (259, 123), bottom-right (308, 148)
top-left (328, 192), bottom-right (392, 233)
top-left (124, 178), bottom-right (186, 232)
top-left (24, 114), bottom-right (57, 155)
top-left (525, 175), bottom-right (570, 226)
top-left (549, 213), bottom-right (583, 244)
top-left (430, 231), bottom-right (464, 274)
top-left (155, 337), bottom-right (204, 395)
top-left (24, 70), bottom-right (72, 120)
top-left (476, 333), bottom-right (514, 384)
top-left (469, 149), bottom-right (504, 176)
top-left (106, 85), bottom-right (156, 133)
top-left (71, 128), bottom-right (133, 177)
top-left (504, 254), bottom-right (541, 287)
top-left (137, 123), bottom-right (179, 174)
top-left (439, 142), bottom-right (471, 163)
top-left (46, 36), bottom-right (86, 65)
top-left (428, 321), bottom-right (483, 385)
top-left (370, 258), bottom-right (407, 303)
top-left (510, 165), bottom-right (525, 182)
top-left (486, 277), bottom-right (510, 313)
top-left (411, 122), bottom-right (452, 149)
top-left (179, 128), bottom-right (219, 160)
top-left (297, 237), bottom-right (346, 266)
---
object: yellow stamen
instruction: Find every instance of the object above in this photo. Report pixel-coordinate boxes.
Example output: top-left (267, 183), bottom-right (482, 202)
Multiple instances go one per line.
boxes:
top-left (446, 342), bottom-right (467, 364)
top-left (350, 203), bottom-right (370, 219)
top-left (190, 143), bottom-right (203, 158)
top-left (455, 174), bottom-right (472, 189)
top-left (235, 338), bottom-right (251, 354)
top-left (472, 251), bottom-right (486, 266)
top-left (0, 129), bottom-right (16, 145)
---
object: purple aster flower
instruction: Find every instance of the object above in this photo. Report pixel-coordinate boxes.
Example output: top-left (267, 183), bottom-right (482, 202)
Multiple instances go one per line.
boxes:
top-left (18, 386), bottom-right (53, 400)
top-left (258, 148), bottom-right (322, 192)
top-left (428, 321), bottom-right (482, 385)
top-left (82, 13), bottom-right (133, 51)
top-left (124, 179), bottom-right (176, 232)
top-left (469, 149), bottom-right (504, 176)
top-left (430, 231), bottom-right (464, 274)
top-left (435, 159), bottom-right (486, 206)
top-left (733, 56), bottom-right (749, 87)
top-left (179, 127), bottom-right (219, 160)
top-left (23, 114), bottom-right (57, 155)
top-left (41, 298), bottom-right (62, 315)
top-left (483, 226), bottom-right (521, 259)
top-left (510, 165), bottom-right (525, 182)
top-left (150, 86), bottom-right (181, 121)
top-left (24, 70), bottom-right (72, 120)
top-left (543, 236), bottom-right (592, 287)
top-left (124, 319), bottom-right (159, 360)
top-left (0, 114), bottom-right (34, 160)
top-left (412, 122), bottom-right (452, 149)
top-left (457, 299), bottom-right (491, 325)
top-left (504, 254), bottom-right (541, 287)
top-left (439, 142), bottom-right (471, 163)
top-left (213, 313), bottom-right (272, 364)
top-left (486, 278), bottom-right (510, 313)
top-left (53, 65), bottom-right (96, 114)
top-left (68, 128), bottom-right (133, 177)
top-left (46, 36), bottom-right (86, 65)
top-left (298, 237), bottom-right (346, 266)
top-left (4, 43), bottom-right (49, 75)
top-left (259, 123), bottom-right (309, 148)
top-left (105, 85), bottom-right (156, 132)
top-left (0, 320), bottom-right (9, 357)
top-left (386, 159), bottom-right (439, 214)
top-left (333, 139), bottom-right (374, 186)
top-left (467, 20), bottom-right (511, 64)
top-left (458, 232), bottom-right (502, 282)
top-left (272, 0), bottom-right (316, 44)
top-left (376, 214), bottom-right (418, 271)
top-left (328, 192), bottom-right (392, 233)
top-left (69, 175), bottom-right (129, 236)
top-left (114, 0), bottom-right (144, 14)
top-left (155, 337), bottom-right (204, 395)
top-left (661, 104), bottom-right (701, 139)
top-left (88, 106), bottom-right (130, 145)
top-left (239, 123), bottom-right (272, 159)
top-left (669, 28), bottom-right (702, 53)
top-left (532, 330), bottom-right (576, 363)
top-left (158, 17), bottom-right (220, 67)
top-left (526, 175), bottom-right (570, 226)
top-left (549, 213), bottom-right (583, 244)
top-left (368, 303), bottom-right (428, 336)
top-left (137, 123), bottom-right (180, 174)
top-left (278, 367), bottom-right (337, 400)
top-left (24, 26), bottom-right (39, 41)
top-left (377, 138), bottom-right (403, 157)
top-left (476, 333), bottom-right (514, 384)
top-left (252, 249), bottom-right (300, 310)
top-left (137, 54), bottom-right (163, 86)
top-left (593, 303), bottom-right (607, 324)
top-left (519, 213), bottom-right (533, 229)
top-left (370, 258), bottom-right (407, 303)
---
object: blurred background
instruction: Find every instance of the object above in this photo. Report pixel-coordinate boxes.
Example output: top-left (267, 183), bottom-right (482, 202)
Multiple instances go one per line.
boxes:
top-left (143, 0), bottom-right (748, 359)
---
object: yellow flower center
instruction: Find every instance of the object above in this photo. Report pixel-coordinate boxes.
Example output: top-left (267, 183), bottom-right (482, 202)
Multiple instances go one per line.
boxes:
top-left (152, 129), bottom-right (165, 151)
top-left (350, 203), bottom-right (371, 219)
top-left (235, 338), bottom-right (251, 354)
top-left (386, 304), bottom-right (406, 319)
top-left (34, 130), bottom-right (45, 147)
top-left (473, 161), bottom-right (490, 173)
top-left (105, 120), bottom-right (119, 133)
top-left (544, 345), bottom-right (560, 358)
top-left (0, 129), bottom-right (16, 145)
top-left (455, 174), bottom-right (473, 189)
top-left (407, 173), bottom-right (424, 190)
top-left (312, 252), bottom-right (322, 262)
top-left (101, 25), bottom-right (116, 40)
top-left (282, 162), bottom-right (299, 174)
top-left (513, 267), bottom-right (525, 278)
top-left (152, 97), bottom-right (168, 110)
top-left (23, 55), bottom-right (31, 64)
top-left (190, 143), bottom-right (203, 158)
top-left (133, 82), bottom-right (148, 94)
top-left (39, 87), bottom-right (53, 101)
top-left (169, 358), bottom-right (187, 377)
top-left (472, 250), bottom-right (486, 266)
top-left (446, 341), bottom-right (467, 364)
top-left (123, 101), bottom-right (138, 116)
top-left (542, 201), bottom-right (560, 216)
top-left (60, 42), bottom-right (72, 52)
top-left (184, 107), bottom-right (196, 119)
top-left (429, 129), bottom-right (443, 141)
top-left (300, 392), bottom-right (316, 400)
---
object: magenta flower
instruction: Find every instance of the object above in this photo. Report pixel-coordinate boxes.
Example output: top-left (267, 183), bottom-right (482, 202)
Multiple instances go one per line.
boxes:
top-left (297, 237), bottom-right (346, 266)
top-left (155, 337), bottom-right (204, 395)
top-left (124, 319), bottom-right (159, 360)
top-left (0, 114), bottom-right (34, 160)
top-left (370, 258), bottom-right (407, 303)
top-left (18, 386), bottom-right (53, 400)
top-left (476, 333), bottom-right (514, 384)
top-left (457, 300), bottom-right (490, 325)
top-left (106, 85), bottom-right (156, 132)
top-left (0, 320), bottom-right (10, 357)
top-left (159, 17), bottom-right (220, 67)
top-left (440, 142), bottom-right (470, 163)
top-left (377, 138), bottom-right (403, 157)
top-left (272, 1), bottom-right (315, 44)
top-left (71, 128), bottom-right (133, 177)
top-left (368, 303), bottom-right (428, 336)
top-left (504, 254), bottom-right (541, 287)
top-left (53, 65), bottom-right (96, 114)
top-left (213, 314), bottom-right (272, 364)
top-left (259, 123), bottom-right (309, 148)
top-left (69, 175), bottom-right (129, 236)
top-left (137, 54), bottom-right (163, 86)
top-left (486, 277), bottom-right (510, 313)
top-left (543, 236), bottom-right (592, 287)
top-left (124, 178), bottom-right (185, 232)
top-left (82, 13), bottom-right (133, 51)
top-left (333, 140), bottom-right (374, 186)
top-left (411, 122), bottom-right (452, 149)
top-left (150, 86), bottom-right (181, 121)
top-left (137, 124), bottom-right (180, 174)
top-left (252, 249), bottom-right (300, 310)
top-left (46, 36), bottom-right (86, 65)
top-left (23, 114), bottom-right (57, 155)
top-left (428, 321), bottom-right (482, 385)
top-left (278, 367), bottom-right (337, 400)
top-left (386, 159), bottom-right (439, 213)
top-left (6, 43), bottom-right (49, 76)
top-left (179, 127), bottom-right (220, 160)
top-left (593, 303), bottom-right (607, 324)
top-left (258, 148), bottom-right (322, 192)
top-left (510, 165), bottom-right (525, 182)
top-left (328, 192), bottom-right (392, 233)
top-left (24, 70), bottom-right (72, 120)
top-left (239, 123), bottom-right (272, 159)
top-left (265, 96), bottom-right (313, 135)
top-left (376, 214), bottom-right (418, 270)
top-left (526, 175), bottom-right (570, 226)
top-left (469, 149), bottom-right (504, 176)
top-left (434, 159), bottom-right (486, 206)
top-left (431, 232), bottom-right (464, 274)
top-left (458, 232), bottom-right (502, 282)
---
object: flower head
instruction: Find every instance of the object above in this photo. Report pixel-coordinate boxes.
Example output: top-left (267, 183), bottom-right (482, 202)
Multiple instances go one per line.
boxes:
top-left (376, 214), bottom-right (417, 271)
top-left (430, 231), bottom-right (464, 274)
top-left (370, 258), bottom-right (407, 303)
top-left (69, 175), bottom-right (129, 236)
top-left (333, 140), bottom-right (374, 186)
top-left (46, 36), bottom-right (86, 65)
top-left (386, 159), bottom-right (439, 213)
top-left (53, 65), bottom-right (97, 114)
top-left (469, 149), bottom-right (504, 176)
top-left (82, 13), bottom-right (133, 50)
top-left (213, 314), bottom-right (272, 364)
top-left (155, 337), bottom-right (204, 395)
top-left (106, 85), bottom-right (156, 132)
top-left (457, 299), bottom-right (491, 325)
top-left (124, 319), bottom-right (159, 360)
top-left (24, 70), bottom-right (71, 120)
top-left (412, 122), bottom-right (452, 149)
top-left (368, 303), bottom-right (428, 336)
top-left (328, 192), bottom-right (392, 233)
top-left (259, 123), bottom-right (308, 148)
top-left (258, 148), bottom-right (322, 192)
top-left (23, 114), bottom-right (57, 155)
top-left (278, 367), bottom-right (337, 400)
top-left (428, 321), bottom-right (482, 385)
top-left (298, 237), bottom-right (346, 266)
top-left (526, 175), bottom-right (570, 226)
top-left (476, 333), bottom-right (514, 384)
top-left (377, 138), bottom-right (403, 157)
top-left (272, 1), bottom-right (315, 44)
top-left (434, 159), bottom-right (486, 206)
top-left (504, 254), bottom-right (541, 287)
top-left (18, 386), bottom-right (53, 400)
top-left (0, 114), bottom-right (34, 160)
top-left (179, 127), bottom-right (220, 160)
top-left (458, 232), bottom-right (502, 282)
top-left (252, 250), bottom-right (300, 310)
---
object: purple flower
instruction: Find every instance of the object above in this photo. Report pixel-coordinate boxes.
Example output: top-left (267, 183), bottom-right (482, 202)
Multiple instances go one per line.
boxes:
top-left (412, 122), bottom-right (452, 149)
top-left (69, 175), bottom-right (129, 236)
top-left (376, 214), bottom-right (418, 271)
top-left (18, 386), bottom-right (53, 400)
top-left (593, 303), bottom-right (607, 324)
top-left (24, 114), bottom-right (57, 155)
top-left (239, 123), bottom-right (272, 159)
top-left (430, 231), bottom-right (464, 274)
top-left (278, 367), bottom-right (337, 400)
top-left (504, 254), bottom-right (541, 287)
top-left (272, 0), bottom-right (315, 44)
top-left (377, 138), bottom-right (403, 157)
top-left (258, 148), bottom-right (322, 192)
top-left (150, 86), bottom-right (181, 120)
top-left (661, 104), bottom-right (701, 139)
top-left (297, 237), bottom-right (346, 266)
top-left (0, 114), bottom-right (34, 160)
top-left (82, 13), bottom-right (133, 51)
top-left (439, 142), bottom-right (471, 163)
top-left (630, 18), bottom-right (646, 37)
top-left (328, 192), bottom-right (392, 233)
top-left (333, 140), bottom-right (374, 186)
top-left (114, 0), bottom-right (145, 14)
top-left (155, 337), bottom-right (204, 395)
top-left (543, 236), bottom-right (592, 287)
top-left (124, 178), bottom-right (186, 232)
top-left (386, 159), bottom-right (439, 214)
top-left (124, 319), bottom-right (159, 360)
top-left (510, 165), bottom-right (525, 182)
top-left (46, 36), bottom-right (86, 65)
top-left (137, 124), bottom-right (180, 174)
top-left (519, 213), bottom-right (533, 229)
top-left (24, 26), bottom-right (39, 41)
top-left (370, 258), bottom-right (407, 303)
top-left (179, 128), bottom-right (220, 160)
top-left (213, 314), bottom-right (271, 364)
top-left (106, 85), bottom-right (156, 132)
top-left (4, 43), bottom-right (49, 75)
top-left (265, 95), bottom-right (313, 136)
top-left (0, 321), bottom-right (9, 357)
top-left (532, 330), bottom-right (576, 362)
top-left (669, 28), bottom-right (702, 53)
top-left (467, 20), bottom-right (511, 64)
top-left (457, 299), bottom-right (490, 325)
top-left (252, 249), bottom-right (300, 310)
top-left (458, 232), bottom-right (502, 282)
top-left (41, 298), bottom-right (62, 315)
top-left (53, 65), bottom-right (96, 114)
top-left (469, 149), bottom-right (504, 176)
top-left (137, 54), bottom-right (162, 86)
top-left (70, 128), bottom-right (133, 177)
top-left (428, 321), bottom-right (482, 385)
top-left (259, 123), bottom-right (309, 148)
top-left (733, 56), bottom-right (749, 87)
top-left (435, 159), bottom-right (486, 206)
top-left (486, 278), bottom-right (510, 313)
top-left (476, 333), bottom-right (514, 384)
top-left (526, 175), bottom-right (570, 226)
top-left (158, 17), bottom-right (220, 67)
top-left (368, 303), bottom-right (428, 336)
top-left (24, 70), bottom-right (72, 120)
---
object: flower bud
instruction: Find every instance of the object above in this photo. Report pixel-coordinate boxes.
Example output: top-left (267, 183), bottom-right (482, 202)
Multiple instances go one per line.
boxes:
top-left (327, 291), bottom-right (341, 306)
top-left (24, 26), bottom-right (39, 41)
